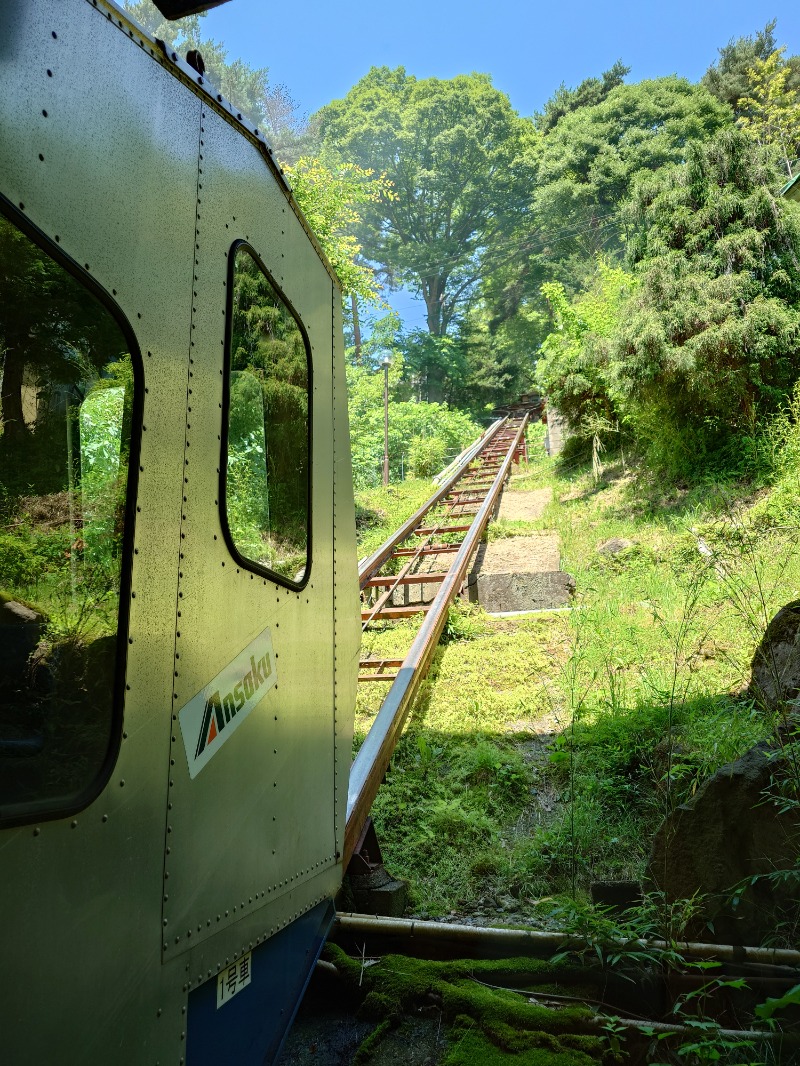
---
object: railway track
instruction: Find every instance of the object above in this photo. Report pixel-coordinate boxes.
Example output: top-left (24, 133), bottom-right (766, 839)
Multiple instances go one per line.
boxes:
top-left (344, 411), bottom-right (531, 864)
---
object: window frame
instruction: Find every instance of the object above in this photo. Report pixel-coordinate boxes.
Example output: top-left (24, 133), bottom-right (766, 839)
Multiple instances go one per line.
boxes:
top-left (220, 240), bottom-right (313, 591)
top-left (0, 194), bottom-right (143, 830)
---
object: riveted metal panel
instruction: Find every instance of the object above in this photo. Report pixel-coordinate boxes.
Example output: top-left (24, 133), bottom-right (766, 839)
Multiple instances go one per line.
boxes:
top-left (161, 94), bottom-right (341, 960)
top-left (1, 1), bottom-right (359, 1061)
top-left (332, 293), bottom-right (361, 848)
top-left (0, 2), bottom-right (196, 1062)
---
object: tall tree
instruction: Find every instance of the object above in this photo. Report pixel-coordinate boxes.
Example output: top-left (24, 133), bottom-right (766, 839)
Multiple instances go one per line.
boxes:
top-left (317, 68), bottom-right (535, 342)
top-left (532, 77), bottom-right (732, 283)
top-left (737, 48), bottom-right (800, 177)
top-left (612, 129), bottom-right (800, 471)
top-left (534, 61), bottom-right (630, 134)
top-left (701, 20), bottom-right (800, 114)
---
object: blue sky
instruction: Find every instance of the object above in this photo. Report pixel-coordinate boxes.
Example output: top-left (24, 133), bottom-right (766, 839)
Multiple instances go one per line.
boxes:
top-left (204, 1), bottom-right (799, 122)
top-left (201, 1), bottom-right (799, 329)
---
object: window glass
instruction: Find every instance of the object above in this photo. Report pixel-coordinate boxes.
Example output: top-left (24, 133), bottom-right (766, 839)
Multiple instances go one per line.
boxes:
top-left (0, 212), bottom-right (134, 822)
top-left (226, 246), bottom-right (310, 585)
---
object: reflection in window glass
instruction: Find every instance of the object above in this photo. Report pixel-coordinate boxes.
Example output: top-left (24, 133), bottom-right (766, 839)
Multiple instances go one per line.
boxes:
top-left (227, 247), bottom-right (310, 584)
top-left (0, 213), bottom-right (133, 822)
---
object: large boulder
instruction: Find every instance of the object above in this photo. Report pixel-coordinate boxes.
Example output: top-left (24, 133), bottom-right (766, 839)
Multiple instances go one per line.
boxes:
top-left (749, 600), bottom-right (800, 711)
top-left (0, 598), bottom-right (44, 686)
top-left (597, 538), bottom-right (636, 556)
top-left (645, 742), bottom-right (800, 944)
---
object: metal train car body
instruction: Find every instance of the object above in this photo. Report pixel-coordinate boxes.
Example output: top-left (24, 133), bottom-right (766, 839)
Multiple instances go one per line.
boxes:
top-left (0, 1), bottom-right (359, 1061)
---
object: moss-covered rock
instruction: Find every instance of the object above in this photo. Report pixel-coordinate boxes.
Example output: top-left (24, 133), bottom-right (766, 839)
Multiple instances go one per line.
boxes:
top-left (326, 947), bottom-right (605, 1063)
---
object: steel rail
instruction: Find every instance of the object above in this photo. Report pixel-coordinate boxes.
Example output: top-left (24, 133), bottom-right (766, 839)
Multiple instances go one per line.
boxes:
top-left (357, 417), bottom-right (507, 587)
top-left (359, 499), bottom-right (464, 629)
top-left (345, 414), bottom-right (530, 864)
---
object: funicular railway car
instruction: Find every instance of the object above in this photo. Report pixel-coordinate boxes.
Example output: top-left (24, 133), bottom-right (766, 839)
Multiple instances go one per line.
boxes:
top-left (0, 1), bottom-right (360, 1062)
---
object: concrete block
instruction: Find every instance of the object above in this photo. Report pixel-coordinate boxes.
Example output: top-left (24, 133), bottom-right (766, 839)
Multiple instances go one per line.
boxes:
top-left (467, 569), bottom-right (575, 613)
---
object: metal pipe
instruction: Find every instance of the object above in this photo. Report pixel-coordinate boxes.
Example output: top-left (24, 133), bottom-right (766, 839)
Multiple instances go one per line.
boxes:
top-left (345, 416), bottom-right (529, 863)
top-left (358, 418), bottom-right (507, 587)
top-left (333, 913), bottom-right (800, 969)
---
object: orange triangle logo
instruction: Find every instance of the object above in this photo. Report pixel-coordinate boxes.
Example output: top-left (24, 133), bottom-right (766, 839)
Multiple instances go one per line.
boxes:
top-left (207, 717), bottom-right (218, 745)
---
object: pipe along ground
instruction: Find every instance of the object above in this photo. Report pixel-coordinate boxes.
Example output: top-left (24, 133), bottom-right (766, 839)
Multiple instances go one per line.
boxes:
top-left (334, 913), bottom-right (800, 969)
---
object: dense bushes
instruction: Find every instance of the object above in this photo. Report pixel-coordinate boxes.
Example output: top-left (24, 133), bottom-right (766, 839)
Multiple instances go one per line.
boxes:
top-left (347, 359), bottom-right (480, 487)
top-left (536, 130), bottom-right (800, 479)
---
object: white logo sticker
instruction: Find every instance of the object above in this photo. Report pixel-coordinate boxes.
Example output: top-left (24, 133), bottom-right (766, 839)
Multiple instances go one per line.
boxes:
top-left (178, 628), bottom-right (277, 779)
top-left (217, 951), bottom-right (252, 1008)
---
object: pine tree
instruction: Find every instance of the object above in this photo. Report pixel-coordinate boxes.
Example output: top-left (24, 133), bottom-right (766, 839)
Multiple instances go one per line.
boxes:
top-left (613, 129), bottom-right (800, 472)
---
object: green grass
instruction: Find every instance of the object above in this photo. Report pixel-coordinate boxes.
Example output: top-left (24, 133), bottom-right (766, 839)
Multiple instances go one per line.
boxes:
top-left (355, 478), bottom-right (437, 561)
top-left (353, 444), bottom-right (793, 929)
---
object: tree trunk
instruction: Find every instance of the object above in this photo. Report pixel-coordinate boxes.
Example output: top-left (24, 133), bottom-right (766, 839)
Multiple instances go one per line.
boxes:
top-left (423, 278), bottom-right (446, 337)
top-left (0, 346), bottom-right (29, 442)
top-left (351, 294), bottom-right (362, 365)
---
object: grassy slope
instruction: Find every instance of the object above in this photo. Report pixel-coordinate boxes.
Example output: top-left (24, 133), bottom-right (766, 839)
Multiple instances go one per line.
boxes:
top-left (353, 434), bottom-right (793, 924)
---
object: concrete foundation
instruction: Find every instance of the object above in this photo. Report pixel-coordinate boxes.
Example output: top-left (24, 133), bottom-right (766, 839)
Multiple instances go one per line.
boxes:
top-left (377, 489), bottom-right (574, 615)
top-left (468, 524), bottom-right (574, 613)
top-left (466, 567), bottom-right (575, 613)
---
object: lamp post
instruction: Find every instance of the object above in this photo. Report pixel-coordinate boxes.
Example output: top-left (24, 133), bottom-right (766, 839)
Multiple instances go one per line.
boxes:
top-left (381, 355), bottom-right (391, 486)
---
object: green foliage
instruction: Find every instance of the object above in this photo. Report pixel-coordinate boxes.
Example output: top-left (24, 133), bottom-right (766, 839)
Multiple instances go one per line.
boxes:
top-left (346, 357), bottom-right (479, 488)
top-left (755, 982), bottom-right (800, 1020)
top-left (318, 67), bottom-right (535, 347)
top-left (539, 129), bottom-right (800, 477)
top-left (228, 249), bottom-right (309, 572)
top-left (702, 20), bottom-right (800, 115)
top-left (534, 61), bottom-right (630, 135)
top-left (536, 260), bottom-right (636, 434)
top-left (0, 216), bottom-right (127, 453)
top-left (400, 330), bottom-right (470, 405)
top-left (737, 47), bottom-right (800, 176)
top-left (407, 435), bottom-right (447, 478)
top-left (283, 156), bottom-right (390, 300)
top-left (613, 128), bottom-right (800, 475)
top-left (452, 305), bottom-right (540, 414)
top-left (532, 76), bottom-right (731, 276)
top-left (357, 444), bottom-right (797, 921)
top-left (353, 478), bottom-right (435, 559)
top-left (79, 383), bottom-right (127, 569)
top-left (0, 532), bottom-right (38, 589)
top-left (0, 210), bottom-right (134, 647)
top-left (226, 372), bottom-right (270, 559)
top-left (461, 739), bottom-right (528, 803)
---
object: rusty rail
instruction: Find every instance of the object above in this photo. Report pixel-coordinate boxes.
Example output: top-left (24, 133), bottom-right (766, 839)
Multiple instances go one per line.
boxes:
top-left (357, 417), bottom-right (507, 586)
top-left (345, 414), bottom-right (530, 864)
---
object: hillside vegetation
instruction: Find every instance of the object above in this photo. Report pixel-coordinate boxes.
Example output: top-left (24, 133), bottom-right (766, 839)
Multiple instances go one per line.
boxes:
top-left (355, 423), bottom-right (800, 926)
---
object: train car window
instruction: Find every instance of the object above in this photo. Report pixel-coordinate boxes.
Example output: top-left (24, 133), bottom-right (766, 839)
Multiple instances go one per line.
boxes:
top-left (0, 211), bottom-right (135, 825)
top-left (225, 245), bottom-right (311, 586)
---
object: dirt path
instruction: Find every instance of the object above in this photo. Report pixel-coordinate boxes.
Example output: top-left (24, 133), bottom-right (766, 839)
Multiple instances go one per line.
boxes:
top-left (497, 485), bottom-right (552, 521)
